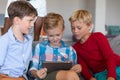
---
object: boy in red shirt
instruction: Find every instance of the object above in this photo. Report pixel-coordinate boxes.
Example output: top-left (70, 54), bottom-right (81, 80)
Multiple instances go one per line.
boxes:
top-left (69, 10), bottom-right (120, 80)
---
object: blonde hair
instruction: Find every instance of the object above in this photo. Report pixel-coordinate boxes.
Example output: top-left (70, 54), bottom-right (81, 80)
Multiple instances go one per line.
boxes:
top-left (43, 13), bottom-right (64, 33)
top-left (69, 10), bottom-right (92, 26)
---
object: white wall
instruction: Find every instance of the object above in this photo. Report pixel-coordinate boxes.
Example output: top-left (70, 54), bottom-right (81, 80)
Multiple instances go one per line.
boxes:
top-left (106, 0), bottom-right (120, 26)
top-left (88, 0), bottom-right (120, 34)
top-left (87, 0), bottom-right (96, 31)
top-left (0, 0), bottom-right (7, 13)
top-left (94, 0), bottom-right (106, 34)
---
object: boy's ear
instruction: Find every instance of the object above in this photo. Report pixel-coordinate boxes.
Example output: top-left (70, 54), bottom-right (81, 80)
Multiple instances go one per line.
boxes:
top-left (13, 17), bottom-right (21, 24)
top-left (87, 23), bottom-right (92, 28)
top-left (88, 23), bottom-right (93, 32)
top-left (88, 23), bottom-right (92, 27)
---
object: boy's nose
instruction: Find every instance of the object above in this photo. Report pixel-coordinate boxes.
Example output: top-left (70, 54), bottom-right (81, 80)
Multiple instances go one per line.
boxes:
top-left (53, 36), bottom-right (58, 40)
top-left (74, 28), bottom-right (78, 32)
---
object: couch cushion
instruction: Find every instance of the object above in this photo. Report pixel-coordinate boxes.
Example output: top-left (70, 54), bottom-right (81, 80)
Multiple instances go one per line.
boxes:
top-left (106, 25), bottom-right (120, 35)
top-left (109, 35), bottom-right (120, 55)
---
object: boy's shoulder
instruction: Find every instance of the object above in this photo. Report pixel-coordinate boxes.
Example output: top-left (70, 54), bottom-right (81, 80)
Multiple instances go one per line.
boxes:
top-left (91, 32), bottom-right (106, 39)
top-left (40, 40), bottom-right (49, 45)
top-left (92, 32), bottom-right (104, 36)
top-left (35, 40), bottom-right (48, 48)
top-left (0, 33), bottom-right (10, 47)
top-left (0, 33), bottom-right (9, 42)
top-left (61, 41), bottom-right (75, 51)
top-left (61, 40), bottom-right (69, 46)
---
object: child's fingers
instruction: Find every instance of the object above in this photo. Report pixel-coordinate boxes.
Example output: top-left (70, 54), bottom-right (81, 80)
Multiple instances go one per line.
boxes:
top-left (71, 64), bottom-right (82, 73)
top-left (37, 68), bottom-right (47, 79)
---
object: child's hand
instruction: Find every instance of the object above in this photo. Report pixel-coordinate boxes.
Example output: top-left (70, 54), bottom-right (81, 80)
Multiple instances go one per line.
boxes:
top-left (36, 68), bottom-right (47, 79)
top-left (107, 77), bottom-right (115, 80)
top-left (70, 64), bottom-right (82, 73)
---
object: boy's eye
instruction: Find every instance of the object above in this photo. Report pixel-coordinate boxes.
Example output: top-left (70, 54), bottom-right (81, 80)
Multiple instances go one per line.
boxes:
top-left (71, 26), bottom-right (82, 30)
top-left (48, 34), bottom-right (60, 37)
top-left (49, 35), bottom-right (53, 37)
top-left (27, 20), bottom-right (32, 23)
top-left (77, 27), bottom-right (81, 30)
top-left (27, 19), bottom-right (35, 23)
top-left (71, 27), bottom-right (75, 30)
top-left (56, 34), bottom-right (60, 36)
top-left (29, 20), bottom-right (34, 22)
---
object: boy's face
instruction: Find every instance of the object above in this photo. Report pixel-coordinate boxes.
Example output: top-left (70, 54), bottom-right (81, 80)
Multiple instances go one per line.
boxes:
top-left (17, 15), bottom-right (36, 34)
top-left (46, 25), bottom-right (64, 47)
top-left (71, 20), bottom-right (91, 40)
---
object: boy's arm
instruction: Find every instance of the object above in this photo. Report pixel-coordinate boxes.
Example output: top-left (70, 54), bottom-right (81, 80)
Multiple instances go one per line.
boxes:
top-left (30, 44), bottom-right (40, 71)
top-left (30, 43), bottom-right (47, 79)
top-left (0, 37), bottom-right (8, 66)
top-left (69, 46), bottom-right (77, 65)
top-left (78, 58), bottom-right (94, 80)
top-left (29, 43), bottom-right (41, 79)
top-left (69, 47), bottom-right (82, 73)
top-left (69, 46), bottom-right (93, 79)
top-left (95, 32), bottom-right (116, 78)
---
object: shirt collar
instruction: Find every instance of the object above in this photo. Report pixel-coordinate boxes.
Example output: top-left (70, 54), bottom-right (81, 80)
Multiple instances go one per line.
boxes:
top-left (8, 27), bottom-right (32, 42)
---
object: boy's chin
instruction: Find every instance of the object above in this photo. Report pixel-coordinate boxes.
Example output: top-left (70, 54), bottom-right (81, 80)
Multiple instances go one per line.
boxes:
top-left (23, 32), bottom-right (29, 35)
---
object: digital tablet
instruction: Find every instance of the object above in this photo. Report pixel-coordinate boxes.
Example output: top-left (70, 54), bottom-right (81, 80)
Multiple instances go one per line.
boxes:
top-left (42, 61), bottom-right (72, 73)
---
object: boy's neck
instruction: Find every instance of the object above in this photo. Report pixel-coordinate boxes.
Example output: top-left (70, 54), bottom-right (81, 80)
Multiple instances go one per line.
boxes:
top-left (80, 33), bottom-right (91, 44)
top-left (50, 43), bottom-right (61, 48)
top-left (12, 26), bottom-right (24, 42)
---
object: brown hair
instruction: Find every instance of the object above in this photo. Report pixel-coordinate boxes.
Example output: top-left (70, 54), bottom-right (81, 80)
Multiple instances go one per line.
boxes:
top-left (69, 10), bottom-right (92, 26)
top-left (8, 1), bottom-right (37, 21)
top-left (43, 13), bottom-right (65, 33)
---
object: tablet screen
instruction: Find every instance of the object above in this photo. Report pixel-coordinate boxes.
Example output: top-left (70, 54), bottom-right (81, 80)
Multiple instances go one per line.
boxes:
top-left (42, 61), bottom-right (72, 73)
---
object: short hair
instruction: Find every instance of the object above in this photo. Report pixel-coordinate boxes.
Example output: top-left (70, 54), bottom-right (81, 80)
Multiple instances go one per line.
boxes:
top-left (69, 10), bottom-right (92, 26)
top-left (8, 1), bottom-right (37, 22)
top-left (43, 13), bottom-right (65, 33)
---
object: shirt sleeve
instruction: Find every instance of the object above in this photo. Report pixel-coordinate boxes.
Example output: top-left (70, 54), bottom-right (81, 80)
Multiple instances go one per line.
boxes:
top-left (78, 58), bottom-right (94, 80)
top-left (69, 46), bottom-right (77, 65)
top-left (94, 32), bottom-right (116, 78)
top-left (73, 43), bottom-right (94, 80)
top-left (0, 36), bottom-right (8, 66)
top-left (30, 44), bottom-right (40, 70)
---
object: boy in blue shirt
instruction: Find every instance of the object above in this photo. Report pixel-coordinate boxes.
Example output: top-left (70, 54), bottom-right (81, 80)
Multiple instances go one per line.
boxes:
top-left (0, 1), bottom-right (37, 80)
top-left (30, 13), bottom-right (82, 80)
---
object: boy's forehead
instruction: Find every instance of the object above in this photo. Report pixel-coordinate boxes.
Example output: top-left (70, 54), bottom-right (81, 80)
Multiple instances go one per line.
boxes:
top-left (47, 29), bottom-right (62, 36)
top-left (71, 20), bottom-right (85, 26)
top-left (20, 16), bottom-right (36, 21)
top-left (23, 15), bottom-right (36, 19)
top-left (71, 20), bottom-right (83, 23)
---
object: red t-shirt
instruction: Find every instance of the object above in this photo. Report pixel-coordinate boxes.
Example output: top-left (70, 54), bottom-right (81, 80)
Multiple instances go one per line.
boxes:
top-left (73, 32), bottom-right (120, 80)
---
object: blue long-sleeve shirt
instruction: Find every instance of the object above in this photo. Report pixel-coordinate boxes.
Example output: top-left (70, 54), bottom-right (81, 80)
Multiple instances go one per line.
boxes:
top-left (0, 27), bottom-right (32, 78)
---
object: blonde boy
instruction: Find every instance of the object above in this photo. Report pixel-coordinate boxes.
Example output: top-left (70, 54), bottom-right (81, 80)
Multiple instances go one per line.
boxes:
top-left (69, 10), bottom-right (120, 80)
top-left (30, 13), bottom-right (82, 80)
